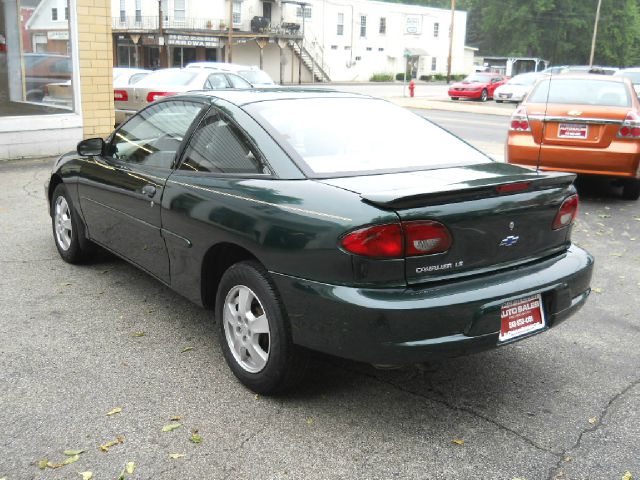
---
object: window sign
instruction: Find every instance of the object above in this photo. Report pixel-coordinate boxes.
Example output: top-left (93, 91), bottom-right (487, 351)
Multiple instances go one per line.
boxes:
top-left (405, 15), bottom-right (422, 35)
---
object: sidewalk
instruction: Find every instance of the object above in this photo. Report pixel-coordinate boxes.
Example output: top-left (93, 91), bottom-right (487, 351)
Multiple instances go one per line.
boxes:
top-left (386, 96), bottom-right (515, 116)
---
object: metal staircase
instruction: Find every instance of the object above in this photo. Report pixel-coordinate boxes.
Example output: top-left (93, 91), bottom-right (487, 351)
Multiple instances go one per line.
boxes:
top-left (289, 29), bottom-right (331, 83)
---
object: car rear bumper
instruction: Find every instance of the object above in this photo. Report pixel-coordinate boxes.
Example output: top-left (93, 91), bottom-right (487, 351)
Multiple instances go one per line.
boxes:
top-left (448, 89), bottom-right (483, 99)
top-left (271, 246), bottom-right (593, 365)
top-left (506, 134), bottom-right (640, 178)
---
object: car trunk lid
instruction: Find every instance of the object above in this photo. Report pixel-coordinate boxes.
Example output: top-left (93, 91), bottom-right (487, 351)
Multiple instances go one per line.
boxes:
top-left (321, 163), bottom-right (577, 286)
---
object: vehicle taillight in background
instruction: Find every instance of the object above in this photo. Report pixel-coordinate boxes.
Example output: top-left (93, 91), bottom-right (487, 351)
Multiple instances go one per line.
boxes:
top-left (340, 221), bottom-right (452, 258)
top-left (510, 106), bottom-right (531, 132)
top-left (617, 111), bottom-right (640, 139)
top-left (114, 90), bottom-right (128, 101)
top-left (146, 91), bottom-right (176, 102)
top-left (552, 194), bottom-right (579, 230)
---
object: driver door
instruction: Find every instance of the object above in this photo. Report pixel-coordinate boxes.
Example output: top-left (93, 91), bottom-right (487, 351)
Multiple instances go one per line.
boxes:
top-left (77, 99), bottom-right (205, 282)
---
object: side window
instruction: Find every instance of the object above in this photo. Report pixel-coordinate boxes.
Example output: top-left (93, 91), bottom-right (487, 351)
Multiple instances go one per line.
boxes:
top-left (227, 73), bottom-right (252, 88)
top-left (204, 74), bottom-right (230, 89)
top-left (110, 100), bottom-right (203, 169)
top-left (180, 111), bottom-right (265, 174)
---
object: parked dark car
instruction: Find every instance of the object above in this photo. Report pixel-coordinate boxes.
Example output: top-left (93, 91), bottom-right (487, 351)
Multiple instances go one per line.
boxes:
top-left (46, 90), bottom-right (593, 393)
top-left (24, 53), bottom-right (72, 102)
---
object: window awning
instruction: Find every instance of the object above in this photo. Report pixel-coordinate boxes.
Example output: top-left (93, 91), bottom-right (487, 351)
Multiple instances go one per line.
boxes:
top-left (405, 47), bottom-right (429, 57)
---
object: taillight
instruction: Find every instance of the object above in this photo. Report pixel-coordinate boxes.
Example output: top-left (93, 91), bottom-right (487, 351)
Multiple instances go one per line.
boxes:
top-left (509, 106), bottom-right (531, 132)
top-left (617, 111), bottom-right (640, 139)
top-left (114, 89), bottom-right (128, 101)
top-left (552, 195), bottom-right (579, 230)
top-left (340, 224), bottom-right (403, 258)
top-left (146, 91), bottom-right (176, 102)
top-left (340, 221), bottom-right (452, 258)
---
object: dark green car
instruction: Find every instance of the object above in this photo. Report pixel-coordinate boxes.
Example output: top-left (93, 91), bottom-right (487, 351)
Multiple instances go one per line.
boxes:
top-left (46, 90), bottom-right (594, 394)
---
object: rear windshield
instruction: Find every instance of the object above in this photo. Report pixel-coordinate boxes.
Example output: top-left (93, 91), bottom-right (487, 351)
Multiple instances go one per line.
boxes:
top-left (528, 78), bottom-right (631, 107)
top-left (140, 70), bottom-right (198, 86)
top-left (247, 98), bottom-right (491, 176)
top-left (239, 70), bottom-right (274, 85)
top-left (507, 74), bottom-right (541, 86)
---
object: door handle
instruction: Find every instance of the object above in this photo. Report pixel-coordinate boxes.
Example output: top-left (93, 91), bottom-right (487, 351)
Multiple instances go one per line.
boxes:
top-left (142, 185), bottom-right (157, 197)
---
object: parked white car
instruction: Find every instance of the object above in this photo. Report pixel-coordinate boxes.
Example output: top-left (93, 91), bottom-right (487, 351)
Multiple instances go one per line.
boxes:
top-left (114, 67), bottom-right (253, 125)
top-left (186, 62), bottom-right (276, 86)
top-left (614, 67), bottom-right (640, 96)
top-left (493, 72), bottom-right (549, 103)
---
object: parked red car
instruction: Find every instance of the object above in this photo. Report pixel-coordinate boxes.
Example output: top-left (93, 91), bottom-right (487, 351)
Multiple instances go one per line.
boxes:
top-left (448, 73), bottom-right (507, 102)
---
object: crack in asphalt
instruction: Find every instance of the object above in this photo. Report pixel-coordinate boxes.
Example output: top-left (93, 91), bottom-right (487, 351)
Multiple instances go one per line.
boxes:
top-left (21, 167), bottom-right (45, 201)
top-left (546, 377), bottom-right (640, 480)
top-left (332, 362), bottom-right (561, 458)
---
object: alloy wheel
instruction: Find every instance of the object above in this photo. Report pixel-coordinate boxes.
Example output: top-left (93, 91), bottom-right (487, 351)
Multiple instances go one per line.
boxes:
top-left (223, 285), bottom-right (270, 373)
top-left (54, 196), bottom-right (73, 251)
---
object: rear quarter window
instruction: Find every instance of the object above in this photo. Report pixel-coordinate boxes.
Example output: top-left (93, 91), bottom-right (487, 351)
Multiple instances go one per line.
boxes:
top-left (528, 78), bottom-right (631, 107)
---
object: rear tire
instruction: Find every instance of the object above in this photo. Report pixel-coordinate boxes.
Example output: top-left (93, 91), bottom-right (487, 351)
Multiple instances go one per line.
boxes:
top-left (216, 261), bottom-right (308, 394)
top-left (480, 89), bottom-right (488, 102)
top-left (495, 100), bottom-right (503, 103)
top-left (622, 178), bottom-right (640, 200)
top-left (450, 97), bottom-right (459, 101)
top-left (50, 184), bottom-right (94, 263)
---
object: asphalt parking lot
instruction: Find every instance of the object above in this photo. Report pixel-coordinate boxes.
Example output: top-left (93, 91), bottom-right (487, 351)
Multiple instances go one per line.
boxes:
top-left (1, 148), bottom-right (639, 479)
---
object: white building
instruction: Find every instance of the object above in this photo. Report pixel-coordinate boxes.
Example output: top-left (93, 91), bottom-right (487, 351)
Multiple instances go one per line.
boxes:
top-left (112, 0), bottom-right (468, 82)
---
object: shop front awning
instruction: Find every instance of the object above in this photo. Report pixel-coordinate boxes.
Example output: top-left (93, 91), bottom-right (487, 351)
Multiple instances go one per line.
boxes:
top-left (405, 47), bottom-right (429, 57)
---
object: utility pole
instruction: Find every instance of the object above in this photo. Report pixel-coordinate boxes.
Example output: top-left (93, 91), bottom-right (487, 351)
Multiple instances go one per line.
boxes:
top-left (227, 0), bottom-right (233, 62)
top-left (446, 0), bottom-right (456, 84)
top-left (589, 0), bottom-right (602, 67)
top-left (158, 0), bottom-right (167, 68)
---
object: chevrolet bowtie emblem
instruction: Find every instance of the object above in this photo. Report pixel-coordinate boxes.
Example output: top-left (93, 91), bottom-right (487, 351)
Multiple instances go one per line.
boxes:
top-left (499, 235), bottom-right (520, 247)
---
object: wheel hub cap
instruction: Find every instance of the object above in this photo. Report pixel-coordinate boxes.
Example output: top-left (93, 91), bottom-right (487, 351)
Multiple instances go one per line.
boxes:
top-left (223, 285), bottom-right (270, 373)
top-left (54, 196), bottom-right (72, 251)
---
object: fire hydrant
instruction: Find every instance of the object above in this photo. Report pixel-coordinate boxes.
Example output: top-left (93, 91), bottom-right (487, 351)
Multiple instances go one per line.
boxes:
top-left (408, 79), bottom-right (415, 98)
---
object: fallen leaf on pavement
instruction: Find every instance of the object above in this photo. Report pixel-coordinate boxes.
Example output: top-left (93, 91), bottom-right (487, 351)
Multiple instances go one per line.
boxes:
top-left (306, 417), bottom-right (314, 426)
top-left (170, 415), bottom-right (183, 421)
top-left (162, 423), bottom-right (182, 432)
top-left (452, 439), bottom-right (465, 445)
top-left (130, 332), bottom-right (145, 337)
top-left (79, 472), bottom-right (93, 480)
top-left (126, 461), bottom-right (136, 474)
top-left (592, 288), bottom-right (603, 294)
top-left (190, 432), bottom-right (203, 444)
top-left (588, 417), bottom-right (598, 425)
top-left (181, 346), bottom-right (194, 353)
top-left (38, 459), bottom-right (48, 469)
top-left (622, 471), bottom-right (632, 480)
top-left (169, 453), bottom-right (186, 459)
top-left (63, 455), bottom-right (80, 465)
top-left (64, 449), bottom-right (86, 456)
top-left (100, 435), bottom-right (125, 452)
top-left (106, 407), bottom-right (123, 416)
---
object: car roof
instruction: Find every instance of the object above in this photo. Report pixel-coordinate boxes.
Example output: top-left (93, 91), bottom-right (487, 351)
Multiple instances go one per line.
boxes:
top-left (543, 73), bottom-right (629, 83)
top-left (178, 88), bottom-right (369, 106)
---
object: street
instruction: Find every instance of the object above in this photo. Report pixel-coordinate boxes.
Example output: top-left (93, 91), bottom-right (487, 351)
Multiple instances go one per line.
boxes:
top-left (1, 110), bottom-right (639, 479)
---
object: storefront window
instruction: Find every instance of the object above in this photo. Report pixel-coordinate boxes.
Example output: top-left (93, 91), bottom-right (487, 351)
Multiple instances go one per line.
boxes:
top-left (1, 0), bottom-right (75, 116)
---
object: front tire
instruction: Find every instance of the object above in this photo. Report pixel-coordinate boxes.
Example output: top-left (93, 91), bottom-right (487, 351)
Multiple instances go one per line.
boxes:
top-left (622, 178), bottom-right (640, 200)
top-left (450, 97), bottom-right (459, 101)
top-left (216, 261), bottom-right (308, 394)
top-left (480, 89), bottom-right (488, 102)
top-left (50, 184), bottom-right (93, 263)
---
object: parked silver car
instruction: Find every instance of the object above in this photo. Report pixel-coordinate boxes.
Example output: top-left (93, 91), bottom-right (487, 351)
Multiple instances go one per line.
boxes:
top-left (186, 62), bottom-right (276, 86)
top-left (114, 67), bottom-right (253, 124)
top-left (614, 67), bottom-right (640, 96)
top-left (113, 67), bottom-right (151, 86)
top-left (493, 72), bottom-right (549, 103)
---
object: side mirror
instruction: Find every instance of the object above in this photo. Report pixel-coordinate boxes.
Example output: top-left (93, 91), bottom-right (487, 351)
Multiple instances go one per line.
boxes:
top-left (77, 138), bottom-right (105, 156)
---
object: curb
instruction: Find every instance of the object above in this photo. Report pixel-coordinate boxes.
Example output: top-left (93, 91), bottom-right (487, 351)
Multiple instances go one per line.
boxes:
top-left (386, 97), bottom-right (515, 117)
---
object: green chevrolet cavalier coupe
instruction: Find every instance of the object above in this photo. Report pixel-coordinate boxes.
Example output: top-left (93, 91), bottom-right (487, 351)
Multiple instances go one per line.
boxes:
top-left (46, 90), bottom-right (593, 393)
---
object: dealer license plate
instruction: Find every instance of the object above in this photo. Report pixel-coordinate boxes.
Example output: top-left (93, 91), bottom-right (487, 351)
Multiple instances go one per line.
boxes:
top-left (499, 294), bottom-right (546, 343)
top-left (558, 123), bottom-right (588, 139)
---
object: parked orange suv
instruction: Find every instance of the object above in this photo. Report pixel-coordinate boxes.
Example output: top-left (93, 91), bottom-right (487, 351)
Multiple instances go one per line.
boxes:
top-left (506, 74), bottom-right (640, 200)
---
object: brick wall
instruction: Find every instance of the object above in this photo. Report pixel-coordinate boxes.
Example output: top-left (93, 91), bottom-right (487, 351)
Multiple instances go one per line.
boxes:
top-left (77, 0), bottom-right (114, 139)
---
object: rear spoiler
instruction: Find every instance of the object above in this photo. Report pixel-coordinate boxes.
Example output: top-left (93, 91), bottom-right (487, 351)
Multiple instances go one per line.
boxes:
top-left (361, 171), bottom-right (576, 210)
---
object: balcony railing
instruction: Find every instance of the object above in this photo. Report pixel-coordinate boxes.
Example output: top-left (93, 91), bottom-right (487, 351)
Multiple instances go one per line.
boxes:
top-left (112, 16), bottom-right (227, 31)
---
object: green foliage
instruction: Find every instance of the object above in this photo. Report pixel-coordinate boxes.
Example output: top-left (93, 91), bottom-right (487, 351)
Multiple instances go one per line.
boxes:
top-left (381, 0), bottom-right (640, 66)
top-left (369, 73), bottom-right (394, 82)
top-left (395, 72), bottom-right (407, 80)
top-left (419, 74), bottom-right (432, 81)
